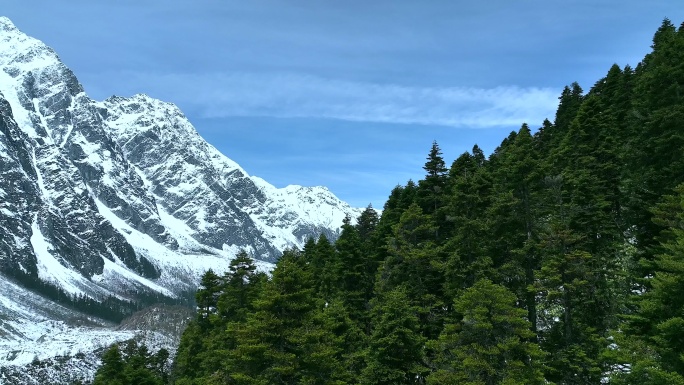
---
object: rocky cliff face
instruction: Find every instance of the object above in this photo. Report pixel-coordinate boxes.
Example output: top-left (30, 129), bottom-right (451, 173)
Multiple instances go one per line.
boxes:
top-left (0, 15), bottom-right (362, 377)
top-left (0, 16), bottom-right (160, 284)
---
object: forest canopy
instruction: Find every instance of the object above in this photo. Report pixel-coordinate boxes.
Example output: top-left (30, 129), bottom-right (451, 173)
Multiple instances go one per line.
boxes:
top-left (96, 18), bottom-right (684, 385)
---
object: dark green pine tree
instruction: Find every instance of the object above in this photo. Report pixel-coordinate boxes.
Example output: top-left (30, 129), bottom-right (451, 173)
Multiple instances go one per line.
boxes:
top-left (172, 322), bottom-right (205, 383)
top-left (174, 252), bottom-right (263, 384)
top-left (534, 172), bottom-right (607, 384)
top-left (531, 67), bottom-right (633, 382)
top-left (418, 141), bottom-right (448, 218)
top-left (554, 82), bottom-right (585, 137)
top-left (590, 63), bottom-right (633, 235)
top-left (211, 252), bottom-right (264, 381)
top-left (228, 249), bottom-right (344, 385)
top-left (354, 204), bottom-right (383, 322)
top-left (613, 184), bottom-right (684, 384)
top-left (302, 300), bottom-right (365, 385)
top-left (361, 287), bottom-right (428, 385)
top-left (486, 124), bottom-right (543, 335)
top-left (428, 279), bottom-right (545, 385)
top-left (195, 268), bottom-right (222, 324)
top-left (332, 216), bottom-right (374, 329)
top-left (379, 202), bottom-right (446, 339)
top-left (356, 204), bottom-right (380, 244)
top-left (308, 233), bottom-right (338, 300)
top-left (216, 250), bottom-right (262, 321)
top-left (625, 19), bottom-right (684, 268)
top-left (534, 118), bottom-right (557, 162)
top-left (442, 147), bottom-right (493, 297)
top-left (152, 348), bottom-right (170, 385)
top-left (376, 181), bottom-right (419, 237)
top-left (122, 342), bottom-right (164, 385)
top-left (94, 344), bottom-right (126, 385)
top-left (95, 342), bottom-right (165, 385)
top-left (372, 182), bottom-right (419, 273)
top-left (177, 267), bottom-right (227, 384)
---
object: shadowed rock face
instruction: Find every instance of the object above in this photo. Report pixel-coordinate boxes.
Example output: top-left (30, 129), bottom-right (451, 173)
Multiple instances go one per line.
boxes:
top-left (0, 94), bottom-right (39, 274)
top-left (0, 16), bottom-right (164, 279)
top-left (0, 92), bottom-right (154, 279)
top-left (100, 94), bottom-right (282, 260)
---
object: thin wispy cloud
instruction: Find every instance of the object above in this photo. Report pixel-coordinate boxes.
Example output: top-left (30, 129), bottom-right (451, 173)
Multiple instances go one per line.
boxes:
top-left (113, 71), bottom-right (559, 128)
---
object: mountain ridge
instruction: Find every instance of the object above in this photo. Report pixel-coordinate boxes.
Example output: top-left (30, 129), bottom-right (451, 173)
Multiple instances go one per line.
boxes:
top-left (0, 15), bottom-right (363, 375)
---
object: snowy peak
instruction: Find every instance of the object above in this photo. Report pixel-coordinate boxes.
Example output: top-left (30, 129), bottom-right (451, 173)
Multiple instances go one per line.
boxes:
top-left (99, 91), bottom-right (362, 260)
top-left (0, 16), bottom-right (17, 32)
top-left (100, 92), bottom-right (244, 174)
top-left (0, 16), bottom-right (68, 79)
top-left (0, 15), bottom-right (361, 293)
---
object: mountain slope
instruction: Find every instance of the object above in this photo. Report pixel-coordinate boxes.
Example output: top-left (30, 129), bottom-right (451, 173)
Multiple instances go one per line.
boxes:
top-left (0, 15), bottom-right (362, 375)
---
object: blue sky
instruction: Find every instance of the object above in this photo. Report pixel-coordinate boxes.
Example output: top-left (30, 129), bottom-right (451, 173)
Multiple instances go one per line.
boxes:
top-left (4, 1), bottom-right (684, 208)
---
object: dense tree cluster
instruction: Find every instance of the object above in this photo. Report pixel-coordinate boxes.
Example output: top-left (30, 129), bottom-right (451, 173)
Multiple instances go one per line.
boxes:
top-left (93, 19), bottom-right (684, 384)
top-left (94, 340), bottom-right (170, 385)
top-left (4, 267), bottom-right (187, 323)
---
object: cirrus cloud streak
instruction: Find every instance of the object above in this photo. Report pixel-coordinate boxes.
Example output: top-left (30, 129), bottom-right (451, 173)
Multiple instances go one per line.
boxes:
top-left (112, 71), bottom-right (559, 128)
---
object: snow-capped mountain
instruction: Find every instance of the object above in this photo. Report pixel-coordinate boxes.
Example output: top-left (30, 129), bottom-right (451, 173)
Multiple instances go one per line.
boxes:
top-left (0, 15), bottom-right (363, 379)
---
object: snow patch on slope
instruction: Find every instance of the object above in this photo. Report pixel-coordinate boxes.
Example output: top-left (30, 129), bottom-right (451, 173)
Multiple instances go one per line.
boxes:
top-left (91, 189), bottom-right (272, 293)
top-left (0, 278), bottom-right (134, 367)
top-left (30, 216), bottom-right (89, 296)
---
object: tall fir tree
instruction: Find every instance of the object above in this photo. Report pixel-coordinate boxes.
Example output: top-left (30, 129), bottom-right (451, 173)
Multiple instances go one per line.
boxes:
top-left (419, 141), bottom-right (448, 214)
top-left (361, 287), bottom-right (427, 385)
top-left (379, 203), bottom-right (446, 339)
top-left (614, 184), bottom-right (684, 384)
top-left (428, 279), bottom-right (545, 385)
top-left (443, 147), bottom-right (493, 297)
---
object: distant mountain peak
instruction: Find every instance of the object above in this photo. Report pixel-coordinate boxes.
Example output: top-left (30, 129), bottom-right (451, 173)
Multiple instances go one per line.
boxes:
top-left (0, 16), bottom-right (17, 31)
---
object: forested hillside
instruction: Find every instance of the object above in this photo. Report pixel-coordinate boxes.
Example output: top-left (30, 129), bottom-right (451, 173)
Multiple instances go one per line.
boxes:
top-left (95, 19), bottom-right (684, 385)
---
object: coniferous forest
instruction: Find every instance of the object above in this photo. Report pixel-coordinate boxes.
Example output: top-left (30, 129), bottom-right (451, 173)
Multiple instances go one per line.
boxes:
top-left (94, 19), bottom-right (684, 385)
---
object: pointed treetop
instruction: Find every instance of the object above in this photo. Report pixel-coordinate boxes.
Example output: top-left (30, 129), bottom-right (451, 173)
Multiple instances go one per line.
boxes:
top-left (652, 18), bottom-right (676, 49)
top-left (519, 123), bottom-right (531, 134)
top-left (423, 140), bottom-right (447, 179)
top-left (356, 204), bottom-right (380, 241)
top-left (555, 82), bottom-right (584, 131)
top-left (472, 144), bottom-right (486, 166)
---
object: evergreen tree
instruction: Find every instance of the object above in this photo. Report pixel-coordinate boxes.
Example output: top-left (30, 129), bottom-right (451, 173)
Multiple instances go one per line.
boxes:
top-left (379, 203), bottom-right (446, 339)
top-left (310, 233), bottom-right (338, 300)
top-left (421, 141), bottom-right (448, 208)
top-left (94, 342), bottom-right (166, 385)
top-left (487, 124), bottom-right (543, 333)
top-left (330, 216), bottom-right (373, 328)
top-left (626, 19), bottom-right (684, 268)
top-left (418, 141), bottom-right (449, 241)
top-left (443, 147), bottom-right (493, 297)
top-left (614, 184), bottom-right (684, 383)
top-left (195, 269), bottom-right (221, 323)
top-left (356, 204), bottom-right (380, 243)
top-left (94, 344), bottom-right (126, 385)
top-left (174, 251), bottom-right (263, 383)
top-left (227, 249), bottom-right (344, 385)
top-left (535, 173), bottom-right (607, 384)
top-left (554, 82), bottom-right (584, 135)
top-left (428, 279), bottom-right (545, 385)
top-left (299, 300), bottom-right (362, 385)
top-left (361, 287), bottom-right (427, 385)
top-left (217, 250), bottom-right (261, 321)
